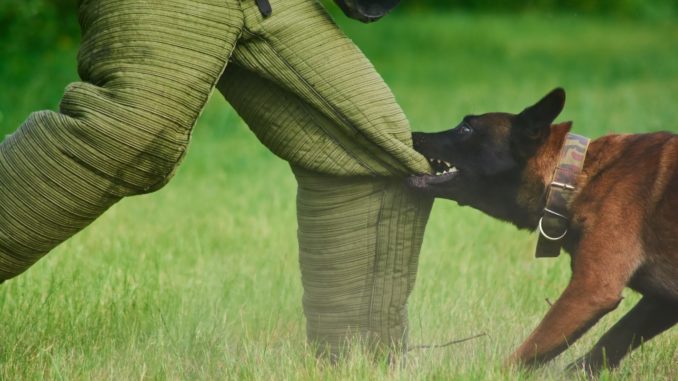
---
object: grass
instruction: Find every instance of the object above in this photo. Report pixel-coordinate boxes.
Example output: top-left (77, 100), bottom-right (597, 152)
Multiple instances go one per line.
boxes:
top-left (1, 10), bottom-right (677, 380)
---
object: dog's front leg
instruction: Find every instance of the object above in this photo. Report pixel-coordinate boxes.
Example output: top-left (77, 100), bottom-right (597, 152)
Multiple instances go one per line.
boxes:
top-left (507, 237), bottom-right (639, 368)
top-left (507, 281), bottom-right (622, 368)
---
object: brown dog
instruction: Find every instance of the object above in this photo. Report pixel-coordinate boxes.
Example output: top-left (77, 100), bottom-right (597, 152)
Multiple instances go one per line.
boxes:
top-left (407, 88), bottom-right (678, 374)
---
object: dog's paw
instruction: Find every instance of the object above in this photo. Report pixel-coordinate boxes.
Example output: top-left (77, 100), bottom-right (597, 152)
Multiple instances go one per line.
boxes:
top-left (566, 357), bottom-right (602, 379)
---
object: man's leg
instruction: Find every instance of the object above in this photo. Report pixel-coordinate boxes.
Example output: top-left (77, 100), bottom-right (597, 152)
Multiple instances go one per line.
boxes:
top-left (0, 0), bottom-right (244, 281)
top-left (292, 168), bottom-right (432, 356)
top-left (217, 0), bottom-right (433, 355)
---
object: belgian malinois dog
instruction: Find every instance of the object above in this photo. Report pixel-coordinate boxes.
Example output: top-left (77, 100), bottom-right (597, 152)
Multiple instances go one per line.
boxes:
top-left (407, 88), bottom-right (678, 373)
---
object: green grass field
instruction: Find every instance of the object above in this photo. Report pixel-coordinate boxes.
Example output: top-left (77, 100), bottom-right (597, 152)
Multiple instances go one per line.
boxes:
top-left (1, 10), bottom-right (677, 381)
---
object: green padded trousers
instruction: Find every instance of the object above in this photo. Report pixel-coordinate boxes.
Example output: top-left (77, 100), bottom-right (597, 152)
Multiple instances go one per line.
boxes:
top-left (0, 0), bottom-right (433, 355)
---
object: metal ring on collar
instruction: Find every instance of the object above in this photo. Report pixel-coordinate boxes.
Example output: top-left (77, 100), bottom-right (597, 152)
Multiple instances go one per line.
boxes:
top-left (538, 217), bottom-right (568, 241)
top-left (544, 207), bottom-right (568, 220)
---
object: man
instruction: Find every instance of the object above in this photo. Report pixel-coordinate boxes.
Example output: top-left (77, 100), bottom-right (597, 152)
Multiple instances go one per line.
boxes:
top-left (0, 0), bottom-right (432, 357)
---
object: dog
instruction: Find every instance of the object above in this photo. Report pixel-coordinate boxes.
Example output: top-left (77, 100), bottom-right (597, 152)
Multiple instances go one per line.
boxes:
top-left (407, 88), bottom-right (678, 374)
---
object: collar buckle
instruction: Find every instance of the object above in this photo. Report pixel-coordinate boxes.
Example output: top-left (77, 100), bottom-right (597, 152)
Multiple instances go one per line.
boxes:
top-left (550, 181), bottom-right (576, 191)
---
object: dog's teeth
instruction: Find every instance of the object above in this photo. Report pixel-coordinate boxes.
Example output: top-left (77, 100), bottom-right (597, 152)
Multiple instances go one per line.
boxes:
top-left (444, 161), bottom-right (452, 167)
top-left (449, 167), bottom-right (458, 173)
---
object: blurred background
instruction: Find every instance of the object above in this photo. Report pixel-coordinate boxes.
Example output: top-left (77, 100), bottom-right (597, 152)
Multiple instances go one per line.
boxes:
top-left (1, 0), bottom-right (676, 51)
top-left (0, 1), bottom-right (676, 379)
top-left (1, 0), bottom-right (676, 135)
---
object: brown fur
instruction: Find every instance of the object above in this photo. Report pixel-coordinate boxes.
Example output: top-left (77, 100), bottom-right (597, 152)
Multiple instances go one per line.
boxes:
top-left (511, 124), bottom-right (678, 371)
top-left (408, 88), bottom-right (678, 374)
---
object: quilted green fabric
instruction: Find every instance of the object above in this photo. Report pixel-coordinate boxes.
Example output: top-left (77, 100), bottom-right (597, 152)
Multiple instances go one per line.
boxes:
top-left (0, 0), bottom-right (433, 355)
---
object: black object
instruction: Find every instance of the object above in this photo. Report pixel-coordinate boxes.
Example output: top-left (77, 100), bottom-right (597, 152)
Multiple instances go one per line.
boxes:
top-left (256, 0), bottom-right (272, 17)
top-left (334, 0), bottom-right (401, 22)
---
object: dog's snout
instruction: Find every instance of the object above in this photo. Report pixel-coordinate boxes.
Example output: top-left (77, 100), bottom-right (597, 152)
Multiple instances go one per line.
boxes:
top-left (411, 132), bottom-right (427, 152)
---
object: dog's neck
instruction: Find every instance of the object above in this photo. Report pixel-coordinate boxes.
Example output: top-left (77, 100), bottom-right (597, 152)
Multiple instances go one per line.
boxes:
top-left (517, 122), bottom-right (578, 229)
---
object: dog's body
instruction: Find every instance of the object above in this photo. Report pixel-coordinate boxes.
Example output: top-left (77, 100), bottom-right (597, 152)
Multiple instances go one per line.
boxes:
top-left (407, 89), bottom-right (678, 373)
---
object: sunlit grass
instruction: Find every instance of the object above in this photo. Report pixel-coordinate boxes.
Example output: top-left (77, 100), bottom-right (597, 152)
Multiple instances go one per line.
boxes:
top-left (1, 11), bottom-right (676, 380)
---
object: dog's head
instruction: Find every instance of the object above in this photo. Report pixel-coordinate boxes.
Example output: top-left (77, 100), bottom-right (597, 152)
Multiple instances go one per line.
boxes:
top-left (407, 88), bottom-right (567, 222)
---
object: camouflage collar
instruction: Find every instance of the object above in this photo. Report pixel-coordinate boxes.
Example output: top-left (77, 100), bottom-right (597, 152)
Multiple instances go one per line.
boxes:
top-left (535, 133), bottom-right (590, 258)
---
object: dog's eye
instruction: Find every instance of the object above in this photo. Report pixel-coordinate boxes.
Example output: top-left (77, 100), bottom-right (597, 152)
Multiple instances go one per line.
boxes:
top-left (459, 125), bottom-right (473, 135)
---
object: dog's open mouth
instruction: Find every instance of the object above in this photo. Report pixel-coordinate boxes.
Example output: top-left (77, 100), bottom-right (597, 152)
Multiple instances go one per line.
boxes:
top-left (428, 157), bottom-right (459, 177)
top-left (407, 156), bottom-right (461, 190)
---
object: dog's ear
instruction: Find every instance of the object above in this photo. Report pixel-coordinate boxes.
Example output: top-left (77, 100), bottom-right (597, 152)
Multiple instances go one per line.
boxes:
top-left (515, 88), bottom-right (565, 140)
